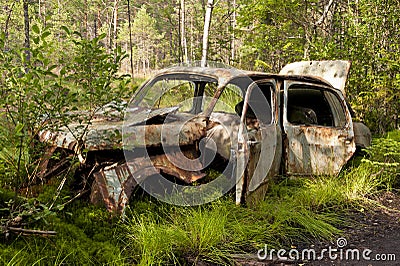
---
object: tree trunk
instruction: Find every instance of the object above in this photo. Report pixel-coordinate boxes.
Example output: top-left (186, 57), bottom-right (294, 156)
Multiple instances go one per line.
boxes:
top-left (39, 0), bottom-right (47, 27)
top-left (201, 0), bottom-right (214, 67)
top-left (23, 0), bottom-right (30, 64)
top-left (113, 0), bottom-right (119, 51)
top-left (107, 11), bottom-right (112, 51)
top-left (4, 1), bottom-right (16, 44)
top-left (94, 17), bottom-right (97, 38)
top-left (39, 0), bottom-right (42, 20)
top-left (127, 0), bottom-right (134, 79)
top-left (181, 0), bottom-right (188, 63)
top-left (231, 0), bottom-right (236, 64)
top-left (84, 0), bottom-right (88, 38)
top-left (190, 11), bottom-right (194, 61)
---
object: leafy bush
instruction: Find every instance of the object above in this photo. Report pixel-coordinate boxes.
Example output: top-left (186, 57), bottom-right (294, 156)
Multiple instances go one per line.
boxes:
top-left (0, 25), bottom-right (132, 260)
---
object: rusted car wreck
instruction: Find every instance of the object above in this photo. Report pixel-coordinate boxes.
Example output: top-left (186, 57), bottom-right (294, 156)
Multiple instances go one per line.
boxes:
top-left (39, 60), bottom-right (371, 213)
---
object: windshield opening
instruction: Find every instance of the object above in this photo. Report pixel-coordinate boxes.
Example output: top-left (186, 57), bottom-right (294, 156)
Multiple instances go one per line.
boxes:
top-left (133, 74), bottom-right (218, 114)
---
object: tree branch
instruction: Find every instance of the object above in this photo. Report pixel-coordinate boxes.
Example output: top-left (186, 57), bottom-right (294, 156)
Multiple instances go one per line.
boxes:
top-left (2, 226), bottom-right (57, 236)
top-left (315, 0), bottom-right (335, 26)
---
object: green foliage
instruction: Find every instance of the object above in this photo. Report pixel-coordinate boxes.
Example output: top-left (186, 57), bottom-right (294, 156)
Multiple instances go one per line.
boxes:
top-left (68, 31), bottom-right (130, 112)
top-left (0, 202), bottom-right (125, 265)
top-left (2, 0), bottom-right (398, 131)
top-left (1, 132), bottom-right (399, 265)
top-left (0, 27), bottom-right (68, 189)
top-left (0, 24), bottom-right (131, 254)
top-left (237, 0), bottom-right (309, 72)
top-left (124, 213), bottom-right (182, 265)
top-left (122, 196), bottom-right (342, 265)
top-left (0, 0), bottom-right (399, 263)
top-left (118, 6), bottom-right (163, 72)
top-left (310, 1), bottom-right (400, 133)
top-left (123, 202), bottom-right (233, 265)
top-left (235, 0), bottom-right (400, 133)
top-left (0, 23), bottom-right (129, 186)
top-left (359, 132), bottom-right (400, 190)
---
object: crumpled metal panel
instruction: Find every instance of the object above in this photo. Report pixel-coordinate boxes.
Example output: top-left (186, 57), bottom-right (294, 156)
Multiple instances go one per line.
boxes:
top-left (150, 150), bottom-right (206, 183)
top-left (124, 106), bottom-right (180, 126)
top-left (38, 119), bottom-right (125, 153)
top-left (92, 163), bottom-right (137, 213)
top-left (38, 128), bottom-right (80, 152)
top-left (279, 60), bottom-right (351, 96)
top-left (92, 159), bottom-right (156, 213)
top-left (205, 112), bottom-right (241, 160)
top-left (91, 151), bottom-right (205, 213)
top-left (284, 125), bottom-right (356, 175)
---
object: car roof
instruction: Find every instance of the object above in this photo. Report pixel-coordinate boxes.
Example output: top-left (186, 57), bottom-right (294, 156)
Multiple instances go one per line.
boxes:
top-left (152, 66), bottom-right (336, 90)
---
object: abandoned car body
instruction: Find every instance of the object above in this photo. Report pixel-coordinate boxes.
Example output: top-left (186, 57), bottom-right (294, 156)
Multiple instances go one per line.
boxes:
top-left (39, 61), bottom-right (371, 213)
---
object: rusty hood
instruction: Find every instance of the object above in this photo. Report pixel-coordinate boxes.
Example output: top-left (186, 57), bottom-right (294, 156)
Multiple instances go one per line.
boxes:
top-left (39, 105), bottom-right (207, 152)
top-left (279, 60), bottom-right (351, 95)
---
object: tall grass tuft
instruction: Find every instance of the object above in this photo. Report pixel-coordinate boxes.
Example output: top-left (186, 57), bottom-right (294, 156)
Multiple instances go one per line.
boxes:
top-left (124, 213), bottom-right (182, 265)
top-left (123, 202), bottom-right (232, 265)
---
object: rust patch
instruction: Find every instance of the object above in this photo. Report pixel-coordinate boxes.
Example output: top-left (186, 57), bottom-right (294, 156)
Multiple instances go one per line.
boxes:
top-left (151, 150), bottom-right (206, 183)
top-left (285, 124), bottom-right (356, 175)
top-left (38, 145), bottom-right (58, 178)
top-left (124, 116), bottom-right (207, 149)
top-left (91, 151), bottom-right (205, 213)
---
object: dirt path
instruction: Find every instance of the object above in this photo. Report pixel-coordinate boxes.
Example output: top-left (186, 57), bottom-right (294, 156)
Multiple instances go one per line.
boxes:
top-left (233, 191), bottom-right (400, 266)
top-left (321, 191), bottom-right (400, 266)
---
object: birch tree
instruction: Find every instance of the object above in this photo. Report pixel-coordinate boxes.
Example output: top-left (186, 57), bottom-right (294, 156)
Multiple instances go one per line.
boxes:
top-left (180, 0), bottom-right (188, 63)
top-left (201, 0), bottom-right (214, 67)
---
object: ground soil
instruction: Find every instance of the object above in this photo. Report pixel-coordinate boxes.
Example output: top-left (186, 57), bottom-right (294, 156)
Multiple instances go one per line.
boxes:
top-left (232, 190), bottom-right (400, 266)
top-left (309, 191), bottom-right (400, 266)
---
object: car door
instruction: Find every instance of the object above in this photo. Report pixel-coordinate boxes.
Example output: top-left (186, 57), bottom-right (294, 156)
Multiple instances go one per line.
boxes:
top-left (282, 80), bottom-right (356, 175)
top-left (236, 80), bottom-right (282, 205)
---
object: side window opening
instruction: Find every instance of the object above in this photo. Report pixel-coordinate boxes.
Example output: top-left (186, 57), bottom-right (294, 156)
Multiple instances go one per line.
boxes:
top-left (155, 80), bottom-right (195, 112)
top-left (237, 83), bottom-right (273, 127)
top-left (324, 90), bottom-right (347, 128)
top-left (206, 83), bottom-right (243, 114)
top-left (287, 86), bottom-right (347, 127)
top-left (249, 83), bottom-right (272, 125)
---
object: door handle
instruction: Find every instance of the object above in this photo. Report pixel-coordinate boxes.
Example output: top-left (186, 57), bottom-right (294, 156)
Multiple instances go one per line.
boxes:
top-left (344, 136), bottom-right (353, 145)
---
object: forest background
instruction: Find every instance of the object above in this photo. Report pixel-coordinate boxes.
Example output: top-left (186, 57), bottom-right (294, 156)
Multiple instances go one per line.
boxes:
top-left (1, 0), bottom-right (399, 133)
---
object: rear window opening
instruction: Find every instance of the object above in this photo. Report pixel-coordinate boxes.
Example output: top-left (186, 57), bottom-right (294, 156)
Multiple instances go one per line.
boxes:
top-left (287, 86), bottom-right (347, 128)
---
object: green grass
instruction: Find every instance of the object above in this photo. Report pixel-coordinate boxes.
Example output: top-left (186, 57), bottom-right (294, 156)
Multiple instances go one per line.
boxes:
top-left (121, 192), bottom-right (343, 265)
top-left (0, 200), bottom-right (126, 265)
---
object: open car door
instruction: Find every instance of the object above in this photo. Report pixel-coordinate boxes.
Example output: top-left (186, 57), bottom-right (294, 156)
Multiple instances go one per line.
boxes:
top-left (282, 80), bottom-right (356, 175)
top-left (236, 80), bottom-right (282, 205)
